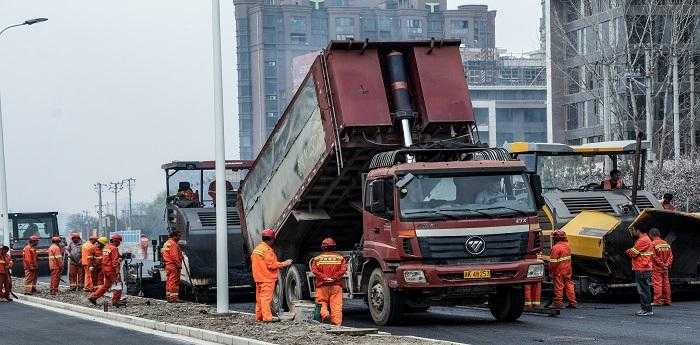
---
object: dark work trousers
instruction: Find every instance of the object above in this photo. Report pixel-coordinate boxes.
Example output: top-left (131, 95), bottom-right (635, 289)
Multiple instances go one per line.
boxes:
top-left (635, 271), bottom-right (653, 312)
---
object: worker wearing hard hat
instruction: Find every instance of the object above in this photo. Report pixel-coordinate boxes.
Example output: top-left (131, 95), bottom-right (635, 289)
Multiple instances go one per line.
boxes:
top-left (161, 231), bottom-right (184, 303)
top-left (627, 227), bottom-right (654, 316)
top-left (0, 245), bottom-right (14, 301)
top-left (23, 236), bottom-right (39, 294)
top-left (601, 169), bottom-right (625, 190)
top-left (310, 237), bottom-right (347, 325)
top-left (650, 228), bottom-right (673, 306)
top-left (89, 233), bottom-right (123, 306)
top-left (251, 228), bottom-right (292, 322)
top-left (66, 232), bottom-right (84, 291)
top-left (92, 237), bottom-right (108, 290)
top-left (48, 236), bottom-right (64, 295)
top-left (549, 230), bottom-right (577, 309)
top-left (81, 235), bottom-right (98, 292)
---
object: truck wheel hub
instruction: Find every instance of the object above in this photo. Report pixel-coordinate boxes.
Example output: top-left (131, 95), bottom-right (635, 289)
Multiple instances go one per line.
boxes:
top-left (370, 283), bottom-right (385, 310)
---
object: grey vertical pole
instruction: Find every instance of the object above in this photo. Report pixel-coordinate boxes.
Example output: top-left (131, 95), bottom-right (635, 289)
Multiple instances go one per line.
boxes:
top-left (645, 49), bottom-right (654, 161)
top-left (97, 184), bottom-right (103, 235)
top-left (0, 93), bottom-right (9, 246)
top-left (673, 54), bottom-right (681, 159)
top-left (211, 0), bottom-right (229, 314)
top-left (691, 59), bottom-right (696, 157)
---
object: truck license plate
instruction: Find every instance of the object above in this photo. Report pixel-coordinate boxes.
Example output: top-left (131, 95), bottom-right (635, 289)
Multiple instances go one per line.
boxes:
top-left (463, 270), bottom-right (491, 279)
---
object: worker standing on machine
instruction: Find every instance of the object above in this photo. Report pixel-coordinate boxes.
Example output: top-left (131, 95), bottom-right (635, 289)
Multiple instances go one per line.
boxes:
top-left (627, 227), bottom-right (654, 316)
top-left (66, 232), bottom-right (84, 291)
top-left (251, 228), bottom-right (292, 322)
top-left (23, 236), bottom-right (39, 294)
top-left (310, 237), bottom-right (347, 325)
top-left (650, 228), bottom-right (673, 306)
top-left (89, 233), bottom-right (123, 306)
top-left (0, 245), bottom-right (13, 301)
top-left (48, 236), bottom-right (64, 295)
top-left (82, 235), bottom-right (97, 291)
top-left (162, 231), bottom-right (183, 303)
top-left (549, 230), bottom-right (577, 309)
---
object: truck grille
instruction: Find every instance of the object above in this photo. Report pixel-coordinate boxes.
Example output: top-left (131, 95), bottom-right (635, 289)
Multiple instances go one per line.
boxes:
top-left (561, 196), bottom-right (614, 214)
top-left (635, 195), bottom-right (655, 209)
top-left (197, 211), bottom-right (241, 227)
top-left (418, 232), bottom-right (528, 262)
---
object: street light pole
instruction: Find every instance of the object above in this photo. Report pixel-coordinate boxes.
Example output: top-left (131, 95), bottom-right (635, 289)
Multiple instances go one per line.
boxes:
top-left (211, 0), bottom-right (229, 314)
top-left (0, 18), bottom-right (48, 246)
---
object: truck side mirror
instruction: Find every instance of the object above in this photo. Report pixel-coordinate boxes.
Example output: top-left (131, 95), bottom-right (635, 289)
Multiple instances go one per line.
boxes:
top-left (529, 174), bottom-right (545, 209)
top-left (370, 181), bottom-right (386, 215)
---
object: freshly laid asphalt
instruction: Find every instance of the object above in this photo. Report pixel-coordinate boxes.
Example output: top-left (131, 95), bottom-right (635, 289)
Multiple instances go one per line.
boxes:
top-left (0, 301), bottom-right (200, 345)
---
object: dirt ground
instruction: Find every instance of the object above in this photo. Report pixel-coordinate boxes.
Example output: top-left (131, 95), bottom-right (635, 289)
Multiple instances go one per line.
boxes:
top-left (9, 279), bottom-right (438, 345)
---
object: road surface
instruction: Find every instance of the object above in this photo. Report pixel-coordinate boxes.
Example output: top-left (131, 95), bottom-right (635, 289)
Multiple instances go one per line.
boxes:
top-left (229, 299), bottom-right (700, 345)
top-left (0, 301), bottom-right (200, 345)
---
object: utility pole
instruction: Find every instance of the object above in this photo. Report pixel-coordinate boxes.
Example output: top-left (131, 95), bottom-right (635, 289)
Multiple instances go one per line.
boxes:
top-left (645, 49), bottom-right (654, 161)
top-left (108, 181), bottom-right (124, 233)
top-left (93, 183), bottom-right (106, 236)
top-left (603, 65), bottom-right (611, 142)
top-left (82, 210), bottom-right (89, 239)
top-left (123, 178), bottom-right (136, 230)
top-left (691, 59), bottom-right (696, 157)
top-left (673, 54), bottom-right (681, 159)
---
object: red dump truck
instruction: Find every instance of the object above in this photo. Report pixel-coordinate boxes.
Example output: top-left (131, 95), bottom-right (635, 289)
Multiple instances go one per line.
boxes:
top-left (238, 40), bottom-right (546, 325)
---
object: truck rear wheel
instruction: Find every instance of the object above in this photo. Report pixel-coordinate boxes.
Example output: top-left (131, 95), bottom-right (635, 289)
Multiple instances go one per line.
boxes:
top-left (488, 285), bottom-right (524, 322)
top-left (367, 268), bottom-right (403, 326)
top-left (284, 264), bottom-right (310, 311)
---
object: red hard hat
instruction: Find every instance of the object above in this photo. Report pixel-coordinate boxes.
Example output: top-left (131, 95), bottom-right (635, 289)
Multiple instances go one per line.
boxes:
top-left (261, 228), bottom-right (275, 240)
top-left (29, 235), bottom-right (40, 242)
top-left (321, 237), bottom-right (336, 249)
top-left (110, 233), bottom-right (123, 242)
top-left (552, 230), bottom-right (567, 241)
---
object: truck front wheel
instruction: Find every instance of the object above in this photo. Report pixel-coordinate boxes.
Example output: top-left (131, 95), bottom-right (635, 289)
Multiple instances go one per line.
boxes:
top-left (488, 285), bottom-right (524, 322)
top-left (367, 268), bottom-right (403, 326)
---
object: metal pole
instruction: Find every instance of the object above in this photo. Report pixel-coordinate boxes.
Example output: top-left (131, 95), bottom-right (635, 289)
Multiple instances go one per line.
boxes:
top-left (0, 92), bottom-right (8, 246)
top-left (645, 49), bottom-right (654, 161)
top-left (114, 185), bottom-right (118, 233)
top-left (212, 0), bottom-right (229, 313)
top-left (673, 54), bottom-right (681, 159)
top-left (96, 183), bottom-right (104, 236)
top-left (691, 59), bottom-right (696, 157)
top-left (123, 178), bottom-right (135, 230)
top-left (603, 66), bottom-right (611, 142)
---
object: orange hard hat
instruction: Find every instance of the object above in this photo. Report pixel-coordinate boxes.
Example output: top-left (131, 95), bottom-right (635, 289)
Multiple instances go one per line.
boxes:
top-left (321, 237), bottom-right (336, 250)
top-left (29, 235), bottom-right (40, 242)
top-left (552, 230), bottom-right (567, 241)
top-left (51, 236), bottom-right (61, 243)
top-left (261, 228), bottom-right (275, 240)
top-left (110, 233), bottom-right (123, 242)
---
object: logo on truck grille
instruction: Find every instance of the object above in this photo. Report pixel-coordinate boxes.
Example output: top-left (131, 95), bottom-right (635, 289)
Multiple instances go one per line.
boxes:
top-left (465, 236), bottom-right (486, 255)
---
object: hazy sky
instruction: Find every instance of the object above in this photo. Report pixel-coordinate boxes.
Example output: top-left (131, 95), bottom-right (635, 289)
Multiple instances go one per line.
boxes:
top-left (0, 0), bottom-right (540, 219)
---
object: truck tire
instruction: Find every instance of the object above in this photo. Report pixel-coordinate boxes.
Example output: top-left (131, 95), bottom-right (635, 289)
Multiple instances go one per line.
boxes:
top-left (284, 264), bottom-right (310, 311)
top-left (271, 272), bottom-right (284, 315)
top-left (367, 268), bottom-right (403, 326)
top-left (488, 285), bottom-right (524, 322)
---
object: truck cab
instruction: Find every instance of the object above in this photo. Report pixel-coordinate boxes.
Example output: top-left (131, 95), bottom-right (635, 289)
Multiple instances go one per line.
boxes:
top-left (8, 212), bottom-right (60, 276)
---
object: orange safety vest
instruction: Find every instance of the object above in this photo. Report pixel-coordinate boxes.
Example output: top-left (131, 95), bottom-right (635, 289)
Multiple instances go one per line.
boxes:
top-left (23, 244), bottom-right (38, 270)
top-left (0, 253), bottom-right (12, 274)
top-left (48, 244), bottom-right (63, 271)
top-left (310, 252), bottom-right (347, 288)
top-left (81, 241), bottom-right (95, 266)
top-left (250, 242), bottom-right (282, 283)
top-left (627, 234), bottom-right (653, 271)
top-left (161, 239), bottom-right (183, 268)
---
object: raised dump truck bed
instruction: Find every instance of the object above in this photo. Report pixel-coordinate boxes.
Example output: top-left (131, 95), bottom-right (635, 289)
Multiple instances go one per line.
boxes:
top-left (239, 40), bottom-right (477, 257)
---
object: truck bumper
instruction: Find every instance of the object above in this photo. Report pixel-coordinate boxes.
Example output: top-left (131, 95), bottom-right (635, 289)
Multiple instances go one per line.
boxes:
top-left (391, 259), bottom-right (544, 290)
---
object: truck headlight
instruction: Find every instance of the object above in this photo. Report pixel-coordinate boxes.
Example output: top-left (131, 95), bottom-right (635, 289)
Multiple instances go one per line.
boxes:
top-left (403, 270), bottom-right (426, 283)
top-left (527, 264), bottom-right (544, 278)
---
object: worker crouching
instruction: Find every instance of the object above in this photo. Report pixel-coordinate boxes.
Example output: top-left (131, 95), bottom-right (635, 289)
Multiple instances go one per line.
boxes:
top-left (310, 237), bottom-right (347, 326)
top-left (0, 245), bottom-right (14, 301)
top-left (23, 236), bottom-right (39, 294)
top-left (549, 230), bottom-right (577, 309)
top-left (48, 236), bottom-right (64, 295)
top-left (251, 228), bottom-right (292, 322)
top-left (162, 231), bottom-right (183, 303)
top-left (89, 233), bottom-right (123, 306)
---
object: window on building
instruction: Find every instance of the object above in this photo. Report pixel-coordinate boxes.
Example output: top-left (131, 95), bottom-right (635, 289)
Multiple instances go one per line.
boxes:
top-left (398, 0), bottom-right (414, 9)
top-left (567, 138), bottom-right (583, 145)
top-left (425, 3), bottom-right (440, 12)
top-left (524, 109), bottom-right (545, 123)
top-left (567, 103), bottom-right (580, 130)
top-left (265, 95), bottom-right (278, 101)
top-left (336, 34), bottom-right (355, 40)
top-left (568, 66), bottom-right (581, 94)
top-left (336, 17), bottom-right (355, 36)
top-left (290, 16), bottom-right (306, 33)
top-left (474, 25), bottom-right (480, 43)
top-left (407, 19), bottom-right (422, 34)
top-left (290, 33), bottom-right (307, 44)
top-left (378, 17), bottom-right (393, 32)
top-left (452, 20), bottom-right (468, 34)
top-left (336, 17), bottom-right (354, 27)
top-left (474, 107), bottom-right (489, 126)
top-left (428, 20), bottom-right (442, 32)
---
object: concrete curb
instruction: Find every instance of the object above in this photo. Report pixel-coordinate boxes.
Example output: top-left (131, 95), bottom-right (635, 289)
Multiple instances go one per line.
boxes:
top-left (14, 293), bottom-right (275, 345)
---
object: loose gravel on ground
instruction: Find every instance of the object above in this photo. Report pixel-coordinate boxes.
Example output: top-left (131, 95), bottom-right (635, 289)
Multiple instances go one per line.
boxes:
top-left (10, 278), bottom-right (437, 345)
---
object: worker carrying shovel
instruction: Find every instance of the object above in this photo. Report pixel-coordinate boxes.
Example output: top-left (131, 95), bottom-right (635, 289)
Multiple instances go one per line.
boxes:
top-left (0, 245), bottom-right (14, 301)
top-left (162, 231), bottom-right (184, 303)
top-left (251, 228), bottom-right (292, 322)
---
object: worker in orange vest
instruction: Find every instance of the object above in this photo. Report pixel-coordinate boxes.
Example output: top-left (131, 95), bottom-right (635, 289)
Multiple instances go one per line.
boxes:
top-left (549, 230), bottom-right (577, 309)
top-left (161, 231), bottom-right (183, 303)
top-left (92, 237), bottom-right (106, 289)
top-left (81, 235), bottom-right (97, 291)
top-left (0, 245), bottom-right (13, 301)
top-left (601, 169), bottom-right (625, 190)
top-left (66, 232), bottom-right (84, 291)
top-left (89, 233), bottom-right (123, 306)
top-left (626, 227), bottom-right (654, 316)
top-left (23, 236), bottom-right (39, 294)
top-left (251, 228), bottom-right (292, 322)
top-left (649, 228), bottom-right (673, 306)
top-left (48, 236), bottom-right (64, 295)
top-left (310, 238), bottom-right (347, 325)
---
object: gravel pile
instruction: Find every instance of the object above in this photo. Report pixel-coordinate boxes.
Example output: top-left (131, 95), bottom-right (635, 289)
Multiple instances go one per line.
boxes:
top-left (10, 278), bottom-right (436, 345)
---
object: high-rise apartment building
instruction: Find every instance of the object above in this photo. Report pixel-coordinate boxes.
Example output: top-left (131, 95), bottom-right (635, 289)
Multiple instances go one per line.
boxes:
top-left (234, 0), bottom-right (496, 159)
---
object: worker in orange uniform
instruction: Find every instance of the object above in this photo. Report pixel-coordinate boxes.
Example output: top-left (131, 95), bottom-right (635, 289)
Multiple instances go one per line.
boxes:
top-left (649, 228), bottom-right (673, 306)
top-left (48, 236), bottom-right (64, 295)
top-left (601, 169), bottom-right (625, 190)
top-left (310, 238), bottom-right (347, 325)
top-left (66, 232), bottom-right (84, 291)
top-left (549, 230), bottom-right (577, 309)
top-left (89, 233), bottom-right (123, 306)
top-left (251, 228), bottom-right (292, 322)
top-left (161, 231), bottom-right (183, 303)
top-left (92, 237), bottom-right (107, 289)
top-left (626, 227), bottom-right (654, 316)
top-left (23, 236), bottom-right (39, 294)
top-left (0, 245), bottom-right (13, 301)
top-left (81, 235), bottom-right (97, 291)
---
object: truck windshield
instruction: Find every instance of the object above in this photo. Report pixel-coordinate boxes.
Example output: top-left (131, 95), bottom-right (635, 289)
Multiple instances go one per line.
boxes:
top-left (398, 173), bottom-right (537, 220)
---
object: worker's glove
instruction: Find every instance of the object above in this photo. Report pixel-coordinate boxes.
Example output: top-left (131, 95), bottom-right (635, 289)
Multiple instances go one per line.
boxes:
top-left (89, 266), bottom-right (94, 271)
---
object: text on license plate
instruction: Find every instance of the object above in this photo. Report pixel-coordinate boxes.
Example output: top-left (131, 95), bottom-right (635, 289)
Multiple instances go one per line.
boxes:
top-left (463, 270), bottom-right (491, 279)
